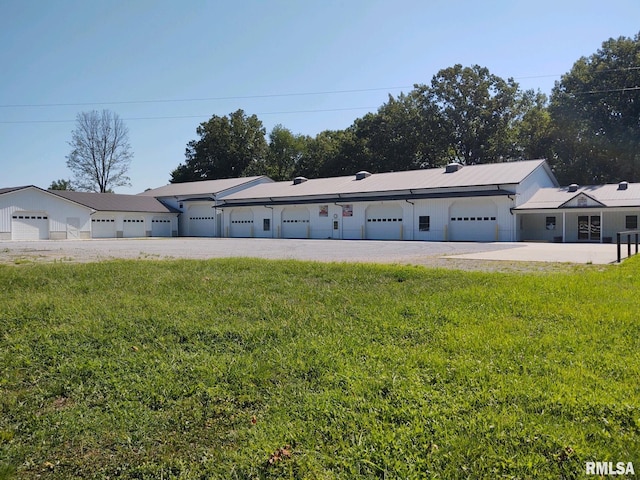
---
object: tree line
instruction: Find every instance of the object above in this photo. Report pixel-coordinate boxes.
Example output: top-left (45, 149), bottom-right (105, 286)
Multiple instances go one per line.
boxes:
top-left (171, 33), bottom-right (640, 187)
top-left (55, 33), bottom-right (639, 193)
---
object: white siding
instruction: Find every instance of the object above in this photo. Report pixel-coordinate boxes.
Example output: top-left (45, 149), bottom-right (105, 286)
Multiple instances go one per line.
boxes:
top-left (0, 188), bottom-right (91, 239)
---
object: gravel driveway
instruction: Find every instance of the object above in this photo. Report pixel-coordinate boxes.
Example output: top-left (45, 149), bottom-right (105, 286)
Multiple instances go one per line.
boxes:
top-left (0, 238), bottom-right (620, 272)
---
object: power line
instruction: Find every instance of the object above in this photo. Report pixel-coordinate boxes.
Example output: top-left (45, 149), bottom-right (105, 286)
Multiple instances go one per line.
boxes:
top-left (2, 66), bottom-right (638, 110)
top-left (0, 86), bottom-right (412, 109)
top-left (0, 106), bottom-right (380, 124)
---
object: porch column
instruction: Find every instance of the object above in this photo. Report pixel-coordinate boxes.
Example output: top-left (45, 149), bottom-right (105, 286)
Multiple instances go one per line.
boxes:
top-left (562, 211), bottom-right (566, 242)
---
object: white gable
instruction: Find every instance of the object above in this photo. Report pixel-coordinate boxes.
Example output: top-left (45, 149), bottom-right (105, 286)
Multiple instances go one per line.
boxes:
top-left (560, 193), bottom-right (605, 208)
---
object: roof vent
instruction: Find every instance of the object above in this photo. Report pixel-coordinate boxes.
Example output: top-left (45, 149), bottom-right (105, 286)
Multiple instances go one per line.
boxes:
top-left (568, 183), bottom-right (579, 192)
top-left (293, 176), bottom-right (308, 185)
top-left (445, 162), bottom-right (463, 173)
top-left (355, 171), bottom-right (372, 180)
top-left (618, 181), bottom-right (629, 190)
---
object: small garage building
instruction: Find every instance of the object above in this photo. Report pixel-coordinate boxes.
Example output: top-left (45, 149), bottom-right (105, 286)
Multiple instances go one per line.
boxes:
top-left (0, 186), bottom-right (178, 240)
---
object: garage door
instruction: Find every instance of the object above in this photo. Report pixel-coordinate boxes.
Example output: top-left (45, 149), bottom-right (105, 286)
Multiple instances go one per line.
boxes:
top-left (123, 218), bottom-right (146, 238)
top-left (365, 204), bottom-right (403, 240)
top-left (92, 217), bottom-right (116, 238)
top-left (151, 218), bottom-right (172, 237)
top-left (448, 199), bottom-right (497, 242)
top-left (230, 209), bottom-right (254, 237)
top-left (11, 212), bottom-right (49, 240)
top-left (187, 204), bottom-right (215, 237)
top-left (282, 207), bottom-right (310, 238)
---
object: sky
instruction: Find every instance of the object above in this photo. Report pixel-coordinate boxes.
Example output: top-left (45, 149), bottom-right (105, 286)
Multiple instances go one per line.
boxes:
top-left (1, 0), bottom-right (639, 194)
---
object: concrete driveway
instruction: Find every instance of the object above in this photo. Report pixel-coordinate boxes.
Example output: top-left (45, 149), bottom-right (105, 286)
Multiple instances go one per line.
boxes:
top-left (0, 238), bottom-right (622, 270)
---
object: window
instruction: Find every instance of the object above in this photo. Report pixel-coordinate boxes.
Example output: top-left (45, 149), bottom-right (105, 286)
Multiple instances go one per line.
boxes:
top-left (546, 216), bottom-right (556, 231)
top-left (418, 216), bottom-right (430, 231)
top-left (626, 215), bottom-right (638, 230)
top-left (263, 218), bottom-right (271, 231)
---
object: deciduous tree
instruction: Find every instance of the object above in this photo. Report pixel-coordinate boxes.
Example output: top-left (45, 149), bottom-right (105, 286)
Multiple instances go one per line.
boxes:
top-left (549, 33), bottom-right (640, 184)
top-left (171, 109), bottom-right (268, 182)
top-left (417, 64), bottom-right (523, 165)
top-left (49, 179), bottom-right (74, 191)
top-left (66, 110), bottom-right (132, 192)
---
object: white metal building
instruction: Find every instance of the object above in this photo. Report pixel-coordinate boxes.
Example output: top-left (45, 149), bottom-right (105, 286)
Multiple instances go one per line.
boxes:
top-left (0, 186), bottom-right (178, 240)
top-left (4, 160), bottom-right (639, 244)
top-left (514, 181), bottom-right (640, 243)
top-left (216, 160), bottom-right (559, 242)
top-left (138, 176), bottom-right (272, 237)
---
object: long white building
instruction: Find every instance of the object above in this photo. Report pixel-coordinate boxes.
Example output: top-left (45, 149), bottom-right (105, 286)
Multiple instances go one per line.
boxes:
top-left (215, 160), bottom-right (557, 242)
top-left (2, 160), bottom-right (639, 242)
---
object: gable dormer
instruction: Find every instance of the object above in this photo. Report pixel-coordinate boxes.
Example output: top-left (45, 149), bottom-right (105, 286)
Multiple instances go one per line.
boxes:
top-left (559, 192), bottom-right (605, 208)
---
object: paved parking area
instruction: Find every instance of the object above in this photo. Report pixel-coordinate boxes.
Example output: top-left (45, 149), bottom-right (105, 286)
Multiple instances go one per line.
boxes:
top-left (0, 238), bottom-right (621, 270)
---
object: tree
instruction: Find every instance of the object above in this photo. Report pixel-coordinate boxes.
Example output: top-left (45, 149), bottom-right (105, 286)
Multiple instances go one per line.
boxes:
top-left (417, 64), bottom-right (524, 165)
top-left (171, 109), bottom-right (268, 182)
top-left (49, 179), bottom-right (74, 191)
top-left (515, 90), bottom-right (554, 162)
top-left (549, 33), bottom-right (640, 184)
top-left (244, 125), bottom-right (310, 181)
top-left (66, 110), bottom-right (132, 192)
top-left (353, 91), bottom-right (447, 172)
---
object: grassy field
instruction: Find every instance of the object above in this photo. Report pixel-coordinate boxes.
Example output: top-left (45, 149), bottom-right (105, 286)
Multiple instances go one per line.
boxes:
top-left (0, 257), bottom-right (638, 479)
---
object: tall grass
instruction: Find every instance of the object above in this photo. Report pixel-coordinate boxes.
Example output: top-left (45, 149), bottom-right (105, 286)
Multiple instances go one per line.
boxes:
top-left (0, 258), bottom-right (638, 479)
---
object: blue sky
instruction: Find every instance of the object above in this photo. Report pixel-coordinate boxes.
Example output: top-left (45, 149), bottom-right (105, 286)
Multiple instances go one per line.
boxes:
top-left (1, 0), bottom-right (639, 193)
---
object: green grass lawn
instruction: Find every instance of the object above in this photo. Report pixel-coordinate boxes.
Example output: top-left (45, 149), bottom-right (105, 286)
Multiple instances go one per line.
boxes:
top-left (0, 258), bottom-right (638, 479)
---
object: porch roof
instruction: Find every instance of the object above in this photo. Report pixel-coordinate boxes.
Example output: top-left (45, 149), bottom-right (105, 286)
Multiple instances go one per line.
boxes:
top-left (514, 182), bottom-right (640, 210)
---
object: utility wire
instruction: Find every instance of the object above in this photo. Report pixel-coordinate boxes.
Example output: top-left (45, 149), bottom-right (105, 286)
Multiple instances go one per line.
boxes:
top-left (0, 106), bottom-right (380, 124)
top-left (0, 86), bottom-right (412, 109)
top-left (1, 66), bottom-right (638, 109)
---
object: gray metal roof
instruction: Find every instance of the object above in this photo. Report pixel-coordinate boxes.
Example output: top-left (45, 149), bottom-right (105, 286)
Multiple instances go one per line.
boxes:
top-left (137, 176), bottom-right (270, 197)
top-left (50, 190), bottom-right (176, 213)
top-left (515, 182), bottom-right (640, 210)
top-left (0, 186), bottom-right (31, 195)
top-left (221, 160), bottom-right (552, 203)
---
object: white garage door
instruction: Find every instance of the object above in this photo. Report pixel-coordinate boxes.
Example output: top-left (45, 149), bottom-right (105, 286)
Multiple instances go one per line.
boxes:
top-left (282, 207), bottom-right (310, 238)
top-left (230, 209), bottom-right (254, 237)
top-left (366, 204), bottom-right (403, 240)
top-left (123, 218), bottom-right (146, 238)
top-left (448, 199), bottom-right (497, 242)
top-left (11, 212), bottom-right (49, 240)
top-left (187, 205), bottom-right (216, 237)
top-left (92, 217), bottom-right (116, 238)
top-left (151, 218), bottom-right (172, 237)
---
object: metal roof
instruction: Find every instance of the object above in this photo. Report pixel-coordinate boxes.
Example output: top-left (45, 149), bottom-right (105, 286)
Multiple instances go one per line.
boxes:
top-left (515, 182), bottom-right (640, 210)
top-left (221, 160), bottom-right (552, 203)
top-left (49, 190), bottom-right (177, 213)
top-left (0, 186), bottom-right (31, 195)
top-left (137, 176), bottom-right (270, 197)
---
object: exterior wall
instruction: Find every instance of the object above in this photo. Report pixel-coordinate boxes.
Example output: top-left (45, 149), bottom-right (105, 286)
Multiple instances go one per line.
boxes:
top-left (0, 188), bottom-right (91, 240)
top-left (90, 212), bottom-right (178, 238)
top-left (221, 196), bottom-right (518, 242)
top-left (515, 166), bottom-right (558, 205)
top-left (519, 213), bottom-right (565, 242)
top-left (519, 208), bottom-right (640, 242)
